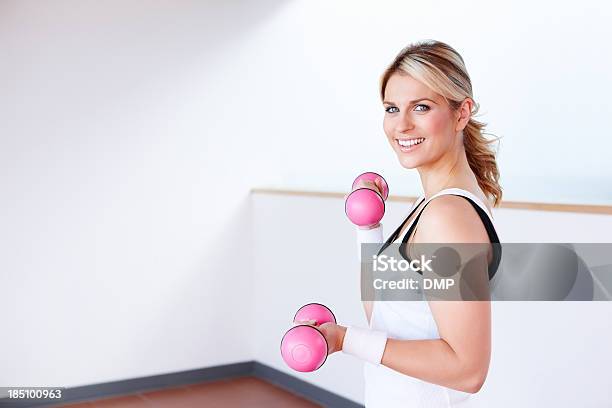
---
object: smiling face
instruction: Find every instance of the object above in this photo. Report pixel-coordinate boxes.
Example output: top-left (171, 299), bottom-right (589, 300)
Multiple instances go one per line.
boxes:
top-left (383, 73), bottom-right (461, 170)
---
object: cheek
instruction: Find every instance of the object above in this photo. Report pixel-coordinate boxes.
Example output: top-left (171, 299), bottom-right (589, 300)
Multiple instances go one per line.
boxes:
top-left (383, 118), bottom-right (394, 138)
top-left (423, 111), bottom-right (450, 135)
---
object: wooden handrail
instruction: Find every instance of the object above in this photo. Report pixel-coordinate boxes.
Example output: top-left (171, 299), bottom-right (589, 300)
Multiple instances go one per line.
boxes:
top-left (250, 188), bottom-right (612, 215)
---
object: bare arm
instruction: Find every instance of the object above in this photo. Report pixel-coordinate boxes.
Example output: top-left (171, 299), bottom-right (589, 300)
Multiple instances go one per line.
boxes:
top-left (362, 300), bottom-right (373, 326)
top-left (356, 221), bottom-right (382, 326)
top-left (380, 300), bottom-right (490, 393)
top-left (368, 196), bottom-right (492, 393)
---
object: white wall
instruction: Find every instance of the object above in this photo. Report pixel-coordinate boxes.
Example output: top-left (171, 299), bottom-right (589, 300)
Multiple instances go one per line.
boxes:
top-left (230, 0), bottom-right (612, 205)
top-left (1, 1), bottom-right (611, 407)
top-left (252, 191), bottom-right (612, 407)
top-left (0, 0), bottom-right (287, 388)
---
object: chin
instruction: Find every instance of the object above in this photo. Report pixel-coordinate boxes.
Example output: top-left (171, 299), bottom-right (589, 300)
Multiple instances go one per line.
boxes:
top-left (397, 155), bottom-right (421, 170)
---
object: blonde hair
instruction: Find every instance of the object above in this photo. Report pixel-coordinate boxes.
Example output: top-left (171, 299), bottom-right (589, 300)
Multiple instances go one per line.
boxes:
top-left (380, 40), bottom-right (503, 207)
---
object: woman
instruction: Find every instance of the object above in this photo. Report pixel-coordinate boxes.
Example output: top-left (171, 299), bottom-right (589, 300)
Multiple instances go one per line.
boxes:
top-left (319, 40), bottom-right (502, 407)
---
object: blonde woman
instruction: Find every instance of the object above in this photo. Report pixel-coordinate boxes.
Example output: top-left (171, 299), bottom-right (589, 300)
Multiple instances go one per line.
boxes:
top-left (319, 40), bottom-right (502, 407)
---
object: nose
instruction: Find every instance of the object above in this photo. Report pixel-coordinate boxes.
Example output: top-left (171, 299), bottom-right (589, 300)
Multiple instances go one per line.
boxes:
top-left (395, 111), bottom-right (415, 133)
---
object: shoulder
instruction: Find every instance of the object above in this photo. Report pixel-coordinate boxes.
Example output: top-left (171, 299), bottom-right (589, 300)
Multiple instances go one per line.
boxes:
top-left (417, 194), bottom-right (489, 243)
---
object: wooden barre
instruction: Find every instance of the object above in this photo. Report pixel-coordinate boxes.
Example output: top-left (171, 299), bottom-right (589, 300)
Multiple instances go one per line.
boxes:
top-left (250, 188), bottom-right (612, 215)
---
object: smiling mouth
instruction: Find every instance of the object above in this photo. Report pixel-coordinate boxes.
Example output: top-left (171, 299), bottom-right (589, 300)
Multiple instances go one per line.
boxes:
top-left (396, 138), bottom-right (425, 151)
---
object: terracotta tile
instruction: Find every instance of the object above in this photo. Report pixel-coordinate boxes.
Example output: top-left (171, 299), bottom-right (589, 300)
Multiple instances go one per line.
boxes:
top-left (56, 376), bottom-right (322, 407)
top-left (88, 394), bottom-right (151, 407)
top-left (141, 384), bottom-right (210, 407)
top-left (179, 379), bottom-right (255, 408)
top-left (188, 376), bottom-right (321, 407)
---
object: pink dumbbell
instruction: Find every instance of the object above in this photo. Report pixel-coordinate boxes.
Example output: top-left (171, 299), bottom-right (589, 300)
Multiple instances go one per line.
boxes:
top-left (345, 172), bottom-right (389, 227)
top-left (280, 303), bottom-right (337, 372)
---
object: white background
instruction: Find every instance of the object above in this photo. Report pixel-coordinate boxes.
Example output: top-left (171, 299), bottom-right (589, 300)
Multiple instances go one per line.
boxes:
top-left (1, 1), bottom-right (611, 406)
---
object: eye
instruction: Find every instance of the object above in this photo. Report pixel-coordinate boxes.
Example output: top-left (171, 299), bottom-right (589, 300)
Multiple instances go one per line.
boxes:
top-left (385, 106), bottom-right (399, 113)
top-left (414, 104), bottom-right (430, 112)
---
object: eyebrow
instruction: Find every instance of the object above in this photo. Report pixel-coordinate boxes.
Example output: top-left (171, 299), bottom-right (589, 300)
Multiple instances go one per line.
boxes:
top-left (382, 98), bottom-right (437, 105)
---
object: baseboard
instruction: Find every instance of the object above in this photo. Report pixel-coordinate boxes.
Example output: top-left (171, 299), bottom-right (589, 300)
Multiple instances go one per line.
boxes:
top-left (252, 362), bottom-right (362, 408)
top-left (0, 361), bottom-right (363, 408)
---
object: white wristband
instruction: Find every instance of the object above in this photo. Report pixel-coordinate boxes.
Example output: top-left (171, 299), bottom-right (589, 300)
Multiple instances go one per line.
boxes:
top-left (342, 326), bottom-right (388, 365)
top-left (356, 224), bottom-right (383, 261)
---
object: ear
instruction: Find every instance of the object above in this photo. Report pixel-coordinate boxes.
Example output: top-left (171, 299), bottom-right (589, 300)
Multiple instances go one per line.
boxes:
top-left (455, 98), bottom-right (473, 132)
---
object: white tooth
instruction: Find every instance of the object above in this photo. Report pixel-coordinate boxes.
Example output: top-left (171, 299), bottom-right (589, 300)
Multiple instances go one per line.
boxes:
top-left (398, 139), bottom-right (425, 147)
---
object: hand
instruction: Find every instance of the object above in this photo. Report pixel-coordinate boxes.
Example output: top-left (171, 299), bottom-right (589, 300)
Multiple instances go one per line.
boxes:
top-left (318, 322), bottom-right (347, 355)
top-left (353, 176), bottom-right (385, 198)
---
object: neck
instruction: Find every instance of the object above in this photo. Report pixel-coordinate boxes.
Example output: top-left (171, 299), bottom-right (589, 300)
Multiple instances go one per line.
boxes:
top-left (418, 144), bottom-right (477, 200)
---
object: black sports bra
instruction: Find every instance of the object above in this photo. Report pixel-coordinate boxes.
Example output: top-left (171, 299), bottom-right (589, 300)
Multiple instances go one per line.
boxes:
top-left (377, 193), bottom-right (502, 280)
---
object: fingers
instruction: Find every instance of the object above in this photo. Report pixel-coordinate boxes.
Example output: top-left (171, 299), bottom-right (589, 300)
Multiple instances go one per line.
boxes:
top-left (357, 180), bottom-right (376, 191)
top-left (294, 319), bottom-right (317, 326)
top-left (348, 178), bottom-right (382, 197)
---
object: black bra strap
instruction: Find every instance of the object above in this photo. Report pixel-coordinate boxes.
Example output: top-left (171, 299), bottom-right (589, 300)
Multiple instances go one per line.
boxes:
top-left (400, 194), bottom-right (501, 280)
top-left (376, 196), bottom-right (425, 257)
top-left (402, 195), bottom-right (500, 244)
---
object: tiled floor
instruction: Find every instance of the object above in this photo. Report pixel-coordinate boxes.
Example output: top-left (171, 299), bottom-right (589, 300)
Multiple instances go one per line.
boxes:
top-left (57, 376), bottom-right (322, 407)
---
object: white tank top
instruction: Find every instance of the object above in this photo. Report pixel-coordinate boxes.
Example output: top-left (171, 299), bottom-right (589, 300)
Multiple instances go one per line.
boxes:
top-left (364, 188), bottom-right (496, 408)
